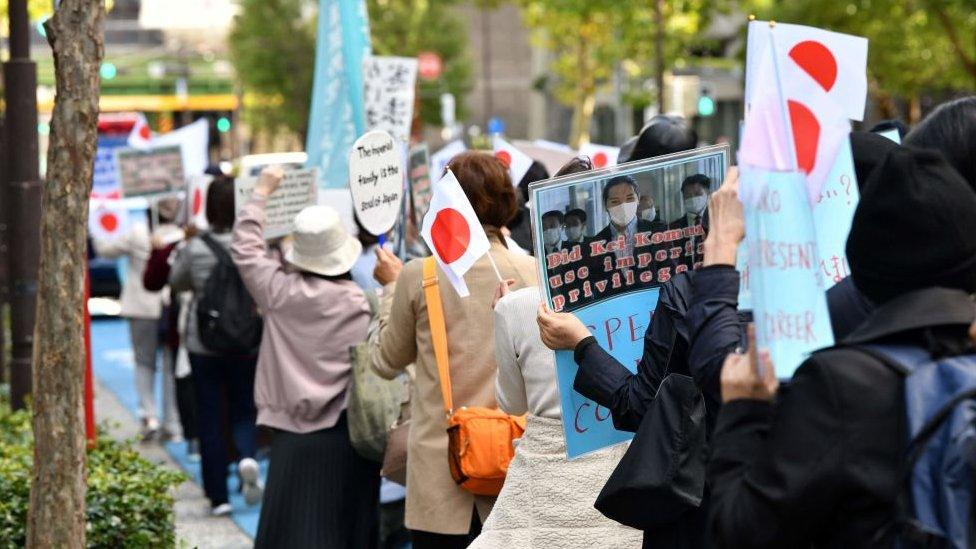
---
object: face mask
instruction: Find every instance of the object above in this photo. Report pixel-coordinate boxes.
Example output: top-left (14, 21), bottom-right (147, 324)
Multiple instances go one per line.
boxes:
top-left (684, 195), bottom-right (707, 216)
top-left (641, 207), bottom-right (657, 222)
top-left (608, 201), bottom-right (638, 226)
top-left (565, 226), bottom-right (583, 241)
top-left (543, 228), bottom-right (562, 247)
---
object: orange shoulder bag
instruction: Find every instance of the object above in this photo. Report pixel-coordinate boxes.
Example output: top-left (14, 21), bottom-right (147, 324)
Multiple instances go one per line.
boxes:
top-left (422, 257), bottom-right (526, 496)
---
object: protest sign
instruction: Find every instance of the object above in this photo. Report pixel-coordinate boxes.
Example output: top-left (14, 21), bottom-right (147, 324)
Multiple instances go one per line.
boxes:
top-left (363, 56), bottom-right (418, 143)
top-left (741, 168), bottom-right (834, 378)
top-left (235, 168), bottom-right (319, 239)
top-left (878, 128), bottom-right (901, 144)
top-left (92, 134), bottom-right (128, 198)
top-left (813, 141), bottom-right (858, 289)
top-left (151, 118), bottom-right (210, 178)
top-left (348, 130), bottom-right (404, 236)
top-left (408, 143), bottom-right (433, 227)
top-left (115, 145), bottom-right (185, 198)
top-left (530, 144), bottom-right (729, 458)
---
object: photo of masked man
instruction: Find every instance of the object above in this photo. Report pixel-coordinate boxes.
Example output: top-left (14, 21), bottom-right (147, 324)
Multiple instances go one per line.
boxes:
top-left (586, 175), bottom-right (659, 302)
top-left (637, 194), bottom-right (667, 233)
top-left (669, 173), bottom-right (711, 269)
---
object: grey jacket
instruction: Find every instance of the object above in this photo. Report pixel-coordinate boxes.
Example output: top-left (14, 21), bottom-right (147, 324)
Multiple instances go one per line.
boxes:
top-left (168, 232), bottom-right (234, 355)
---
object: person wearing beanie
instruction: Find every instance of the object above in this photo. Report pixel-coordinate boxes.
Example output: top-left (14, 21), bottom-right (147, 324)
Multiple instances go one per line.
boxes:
top-left (707, 147), bottom-right (976, 548)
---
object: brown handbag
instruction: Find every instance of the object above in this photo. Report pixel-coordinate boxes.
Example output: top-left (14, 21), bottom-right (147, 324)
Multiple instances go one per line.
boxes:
top-left (381, 415), bottom-right (410, 486)
top-left (422, 257), bottom-right (525, 497)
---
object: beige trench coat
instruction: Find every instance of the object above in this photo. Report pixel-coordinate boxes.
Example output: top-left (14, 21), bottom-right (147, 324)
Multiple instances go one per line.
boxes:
top-left (372, 239), bottom-right (538, 535)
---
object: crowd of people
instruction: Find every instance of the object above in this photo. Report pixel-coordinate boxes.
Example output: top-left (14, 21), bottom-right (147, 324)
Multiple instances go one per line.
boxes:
top-left (90, 95), bottom-right (976, 548)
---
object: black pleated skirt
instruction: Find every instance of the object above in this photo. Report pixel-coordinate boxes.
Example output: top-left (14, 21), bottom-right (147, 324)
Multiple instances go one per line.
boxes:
top-left (254, 413), bottom-right (381, 549)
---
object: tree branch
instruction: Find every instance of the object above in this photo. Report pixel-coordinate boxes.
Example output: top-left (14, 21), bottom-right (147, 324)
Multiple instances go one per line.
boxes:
top-left (928, 1), bottom-right (976, 79)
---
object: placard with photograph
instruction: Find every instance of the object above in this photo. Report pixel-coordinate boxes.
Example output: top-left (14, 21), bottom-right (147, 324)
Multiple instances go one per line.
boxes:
top-left (529, 144), bottom-right (730, 458)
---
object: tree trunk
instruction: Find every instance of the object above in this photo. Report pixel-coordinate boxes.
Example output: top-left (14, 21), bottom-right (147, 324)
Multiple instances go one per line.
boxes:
top-left (653, 0), bottom-right (666, 113)
top-left (27, 2), bottom-right (104, 548)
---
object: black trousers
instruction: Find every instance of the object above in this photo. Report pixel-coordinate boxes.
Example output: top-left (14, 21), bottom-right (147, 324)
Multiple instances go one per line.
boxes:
top-left (410, 510), bottom-right (482, 549)
top-left (255, 415), bottom-right (381, 549)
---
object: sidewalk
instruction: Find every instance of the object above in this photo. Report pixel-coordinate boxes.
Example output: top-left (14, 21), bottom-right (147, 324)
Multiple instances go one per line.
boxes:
top-left (94, 376), bottom-right (253, 548)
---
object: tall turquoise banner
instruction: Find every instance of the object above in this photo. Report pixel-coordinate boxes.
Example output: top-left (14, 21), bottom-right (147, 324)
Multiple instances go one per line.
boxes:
top-left (305, 0), bottom-right (372, 189)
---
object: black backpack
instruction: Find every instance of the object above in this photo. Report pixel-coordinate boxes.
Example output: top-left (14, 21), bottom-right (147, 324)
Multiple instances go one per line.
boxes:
top-left (196, 233), bottom-right (262, 355)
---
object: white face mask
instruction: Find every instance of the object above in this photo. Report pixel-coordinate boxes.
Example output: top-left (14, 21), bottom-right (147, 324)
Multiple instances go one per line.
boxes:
top-left (543, 228), bottom-right (562, 247)
top-left (608, 201), bottom-right (638, 227)
top-left (684, 195), bottom-right (707, 216)
top-left (641, 207), bottom-right (657, 222)
top-left (565, 226), bottom-right (583, 241)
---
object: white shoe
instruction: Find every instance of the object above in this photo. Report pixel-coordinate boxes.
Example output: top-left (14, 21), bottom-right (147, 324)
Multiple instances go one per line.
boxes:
top-left (238, 458), bottom-right (264, 506)
top-left (140, 418), bottom-right (160, 443)
top-left (211, 503), bottom-right (233, 517)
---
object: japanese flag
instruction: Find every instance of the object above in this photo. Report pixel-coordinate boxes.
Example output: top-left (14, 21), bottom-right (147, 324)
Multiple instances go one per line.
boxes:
top-left (492, 136), bottom-right (533, 186)
top-left (88, 199), bottom-right (129, 241)
top-left (187, 174), bottom-right (212, 229)
top-left (578, 143), bottom-right (619, 169)
top-left (420, 169), bottom-right (491, 297)
top-left (746, 21), bottom-right (868, 121)
top-left (127, 113), bottom-right (153, 149)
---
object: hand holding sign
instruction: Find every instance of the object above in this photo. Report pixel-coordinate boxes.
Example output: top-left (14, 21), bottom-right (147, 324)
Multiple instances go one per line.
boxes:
top-left (536, 303), bottom-right (591, 351)
top-left (349, 130), bottom-right (404, 237)
top-left (720, 324), bottom-right (779, 403)
top-left (255, 166), bottom-right (285, 198)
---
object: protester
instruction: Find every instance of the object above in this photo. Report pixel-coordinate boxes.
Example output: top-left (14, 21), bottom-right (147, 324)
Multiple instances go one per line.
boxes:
top-left (94, 198), bottom-right (180, 441)
top-left (231, 166), bottom-right (379, 547)
top-left (468, 286), bottom-right (642, 548)
top-left (708, 146), bottom-right (976, 547)
top-left (508, 160), bottom-right (550, 253)
top-left (625, 114), bottom-right (698, 163)
top-left (169, 176), bottom-right (261, 517)
top-left (143, 220), bottom-right (200, 459)
top-left (370, 151), bottom-right (537, 549)
top-left (905, 95), bottom-right (976, 189)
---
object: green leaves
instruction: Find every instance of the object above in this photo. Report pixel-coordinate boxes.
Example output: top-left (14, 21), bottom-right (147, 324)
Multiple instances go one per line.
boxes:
top-left (0, 405), bottom-right (187, 548)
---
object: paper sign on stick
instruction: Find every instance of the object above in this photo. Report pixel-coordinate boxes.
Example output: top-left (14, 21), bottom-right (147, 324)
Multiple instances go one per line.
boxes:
top-left (187, 174), bottom-right (213, 230)
top-left (235, 168), bottom-right (319, 239)
top-left (348, 130), bottom-right (404, 236)
top-left (742, 168), bottom-right (834, 378)
top-left (577, 143), bottom-right (619, 169)
top-left (88, 200), bottom-right (130, 242)
top-left (363, 56), bottom-right (418, 143)
top-left (812, 141), bottom-right (858, 289)
top-left (492, 135), bottom-right (533, 186)
top-left (116, 145), bottom-right (185, 198)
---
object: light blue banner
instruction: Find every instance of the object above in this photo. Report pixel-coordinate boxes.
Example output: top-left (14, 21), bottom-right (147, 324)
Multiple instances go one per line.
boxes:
top-left (742, 169), bottom-right (834, 378)
top-left (305, 0), bottom-right (371, 189)
top-left (812, 141), bottom-right (859, 290)
top-left (556, 288), bottom-right (660, 458)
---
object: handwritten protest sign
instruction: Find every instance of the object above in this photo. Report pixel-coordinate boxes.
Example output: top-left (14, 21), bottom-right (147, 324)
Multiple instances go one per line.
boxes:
top-left (363, 56), bottom-right (418, 143)
top-left (348, 130), bottom-right (404, 236)
top-left (115, 145), bottom-right (185, 198)
top-left (813, 141), bottom-right (859, 289)
top-left (553, 290), bottom-right (659, 457)
top-left (742, 168), bottom-right (834, 378)
top-left (235, 168), bottom-right (319, 239)
top-left (408, 143), bottom-right (433, 227)
top-left (531, 145), bottom-right (729, 457)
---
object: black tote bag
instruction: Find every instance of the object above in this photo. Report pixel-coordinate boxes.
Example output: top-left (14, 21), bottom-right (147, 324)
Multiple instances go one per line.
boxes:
top-left (594, 373), bottom-right (707, 530)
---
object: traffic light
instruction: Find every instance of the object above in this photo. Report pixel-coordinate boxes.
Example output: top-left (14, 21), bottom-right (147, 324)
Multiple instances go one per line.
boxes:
top-left (100, 62), bottom-right (117, 80)
top-left (216, 116), bottom-right (231, 133)
top-left (697, 86), bottom-right (715, 117)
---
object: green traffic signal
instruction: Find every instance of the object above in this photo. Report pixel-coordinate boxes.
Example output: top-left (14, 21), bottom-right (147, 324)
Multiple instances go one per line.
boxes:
top-left (216, 117), bottom-right (232, 133)
top-left (697, 95), bottom-right (715, 117)
top-left (100, 62), bottom-right (117, 80)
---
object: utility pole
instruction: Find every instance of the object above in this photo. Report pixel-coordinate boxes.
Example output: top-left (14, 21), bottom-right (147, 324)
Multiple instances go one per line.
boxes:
top-left (4, 0), bottom-right (42, 410)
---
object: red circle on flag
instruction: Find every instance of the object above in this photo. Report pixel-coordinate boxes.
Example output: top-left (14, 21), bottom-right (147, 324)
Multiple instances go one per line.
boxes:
top-left (138, 124), bottom-right (151, 140)
top-left (592, 152), bottom-right (608, 168)
top-left (431, 208), bottom-right (470, 264)
top-left (99, 212), bottom-right (119, 232)
top-left (192, 188), bottom-right (203, 215)
top-left (495, 150), bottom-right (512, 168)
top-left (788, 40), bottom-right (837, 92)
